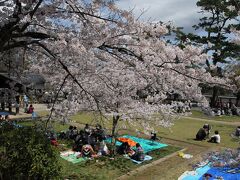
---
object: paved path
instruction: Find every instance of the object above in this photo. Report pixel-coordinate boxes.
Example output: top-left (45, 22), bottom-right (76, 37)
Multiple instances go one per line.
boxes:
top-left (8, 104), bottom-right (49, 120)
top-left (183, 116), bottom-right (240, 126)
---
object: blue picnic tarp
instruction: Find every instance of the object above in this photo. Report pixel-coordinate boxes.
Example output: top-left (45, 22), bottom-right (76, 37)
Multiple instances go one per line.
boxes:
top-left (105, 135), bottom-right (168, 153)
top-left (199, 167), bottom-right (240, 180)
top-left (180, 164), bottom-right (240, 180)
top-left (180, 165), bottom-right (211, 180)
top-left (130, 155), bottom-right (153, 164)
top-left (0, 112), bottom-right (10, 115)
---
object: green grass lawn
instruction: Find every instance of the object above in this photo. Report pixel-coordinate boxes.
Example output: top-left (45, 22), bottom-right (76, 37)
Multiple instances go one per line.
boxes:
top-left (17, 110), bottom-right (240, 179)
top-left (156, 118), bottom-right (239, 149)
top-left (19, 110), bottom-right (240, 149)
top-left (18, 115), bottom-right (182, 180)
top-left (60, 145), bottom-right (180, 180)
top-left (67, 111), bottom-right (239, 149)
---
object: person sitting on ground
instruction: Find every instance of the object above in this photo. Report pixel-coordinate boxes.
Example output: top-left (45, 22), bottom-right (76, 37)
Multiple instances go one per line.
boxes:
top-left (216, 109), bottom-right (221, 116)
top-left (49, 132), bottom-right (58, 146)
top-left (232, 104), bottom-right (240, 116)
top-left (66, 125), bottom-right (74, 139)
top-left (203, 124), bottom-right (211, 138)
top-left (150, 132), bottom-right (159, 141)
top-left (73, 130), bottom-right (85, 151)
top-left (117, 142), bottom-right (134, 155)
top-left (195, 126), bottom-right (208, 141)
top-left (235, 126), bottom-right (240, 137)
top-left (117, 142), bottom-right (129, 155)
top-left (208, 130), bottom-right (221, 143)
top-left (88, 133), bottom-right (98, 150)
top-left (27, 104), bottom-right (34, 114)
top-left (59, 131), bottom-right (67, 139)
top-left (131, 143), bottom-right (145, 161)
top-left (79, 144), bottom-right (95, 158)
top-left (95, 124), bottom-right (106, 141)
top-left (5, 115), bottom-right (10, 121)
top-left (84, 124), bottom-right (91, 135)
top-left (72, 126), bottom-right (78, 138)
top-left (97, 137), bottom-right (109, 156)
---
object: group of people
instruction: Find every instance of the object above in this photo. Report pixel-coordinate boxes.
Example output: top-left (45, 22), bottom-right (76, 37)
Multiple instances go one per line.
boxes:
top-left (58, 124), bottom-right (146, 161)
top-left (117, 142), bottom-right (145, 161)
top-left (59, 124), bottom-right (109, 158)
top-left (171, 101), bottom-right (192, 113)
top-left (214, 100), bottom-right (240, 116)
top-left (0, 115), bottom-right (10, 121)
top-left (195, 124), bottom-right (240, 143)
top-left (195, 124), bottom-right (221, 143)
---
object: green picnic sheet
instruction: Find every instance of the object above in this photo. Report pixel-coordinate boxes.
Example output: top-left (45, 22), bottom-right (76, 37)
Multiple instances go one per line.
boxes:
top-left (60, 150), bottom-right (86, 164)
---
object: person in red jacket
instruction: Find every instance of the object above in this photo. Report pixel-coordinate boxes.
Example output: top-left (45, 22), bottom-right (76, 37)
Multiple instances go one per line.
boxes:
top-left (27, 104), bottom-right (34, 114)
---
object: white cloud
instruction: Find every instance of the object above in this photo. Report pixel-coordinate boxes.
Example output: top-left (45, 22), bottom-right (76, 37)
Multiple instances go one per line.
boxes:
top-left (117, 0), bottom-right (201, 32)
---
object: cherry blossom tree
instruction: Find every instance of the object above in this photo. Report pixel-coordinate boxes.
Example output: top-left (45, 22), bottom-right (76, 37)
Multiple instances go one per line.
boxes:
top-left (0, 1), bottom-right (230, 141)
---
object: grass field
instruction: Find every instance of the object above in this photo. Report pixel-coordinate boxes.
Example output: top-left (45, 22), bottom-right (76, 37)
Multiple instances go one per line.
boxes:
top-left (17, 109), bottom-right (240, 179)
top-left (66, 111), bottom-right (240, 149)
top-left (157, 118), bottom-right (239, 148)
top-left (60, 145), bottom-right (180, 180)
top-left (26, 110), bottom-right (239, 150)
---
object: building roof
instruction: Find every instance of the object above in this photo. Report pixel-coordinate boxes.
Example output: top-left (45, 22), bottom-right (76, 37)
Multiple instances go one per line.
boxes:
top-left (0, 74), bottom-right (25, 92)
top-left (0, 73), bottom-right (45, 92)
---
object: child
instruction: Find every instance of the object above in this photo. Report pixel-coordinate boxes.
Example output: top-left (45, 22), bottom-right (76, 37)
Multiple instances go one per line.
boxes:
top-left (84, 124), bottom-right (91, 135)
top-left (97, 137), bottom-right (109, 156)
top-left (32, 111), bottom-right (37, 120)
top-left (208, 130), bottom-right (220, 143)
top-left (79, 144), bottom-right (95, 158)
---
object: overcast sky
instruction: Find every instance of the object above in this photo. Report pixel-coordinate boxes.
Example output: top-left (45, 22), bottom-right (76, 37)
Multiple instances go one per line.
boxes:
top-left (117, 0), bottom-right (202, 33)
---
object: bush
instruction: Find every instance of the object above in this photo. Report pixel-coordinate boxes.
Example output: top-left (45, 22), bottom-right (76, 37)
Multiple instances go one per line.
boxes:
top-left (0, 125), bottom-right (61, 180)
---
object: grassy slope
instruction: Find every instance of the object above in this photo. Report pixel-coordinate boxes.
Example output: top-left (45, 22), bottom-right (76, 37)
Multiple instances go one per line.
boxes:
top-left (18, 110), bottom-right (240, 179)
top-left (156, 118), bottom-right (239, 149)
top-left (68, 111), bottom-right (239, 148)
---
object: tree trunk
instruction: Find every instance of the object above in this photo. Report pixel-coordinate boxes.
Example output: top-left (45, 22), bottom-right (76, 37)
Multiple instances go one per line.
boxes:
top-left (8, 102), bottom-right (12, 112)
top-left (210, 86), bottom-right (219, 108)
top-left (236, 91), bottom-right (240, 107)
top-left (111, 114), bottom-right (119, 155)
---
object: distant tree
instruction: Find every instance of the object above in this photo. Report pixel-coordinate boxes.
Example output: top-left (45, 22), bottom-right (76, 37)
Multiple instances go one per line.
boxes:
top-left (225, 63), bottom-right (240, 106)
top-left (175, 0), bottom-right (240, 107)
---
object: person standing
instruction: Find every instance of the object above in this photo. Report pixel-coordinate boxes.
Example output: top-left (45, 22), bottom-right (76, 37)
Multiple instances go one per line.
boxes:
top-left (23, 95), bottom-right (29, 113)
